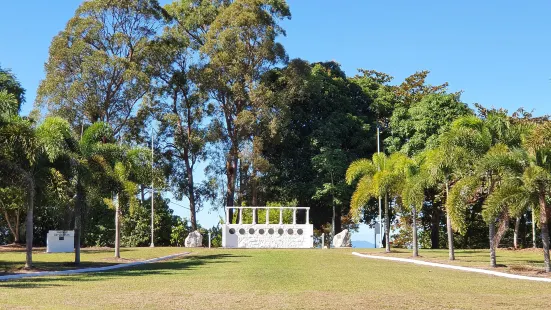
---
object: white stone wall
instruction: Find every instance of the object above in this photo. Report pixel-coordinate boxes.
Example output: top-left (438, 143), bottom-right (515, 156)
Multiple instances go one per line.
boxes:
top-left (222, 224), bottom-right (313, 248)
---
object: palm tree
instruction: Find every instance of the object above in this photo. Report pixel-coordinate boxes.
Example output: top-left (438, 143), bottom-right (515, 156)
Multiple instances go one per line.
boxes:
top-left (36, 117), bottom-right (84, 263)
top-left (421, 116), bottom-right (491, 261)
top-left (0, 89), bottom-right (38, 268)
top-left (448, 144), bottom-right (526, 267)
top-left (401, 158), bottom-right (425, 257)
top-left (522, 121), bottom-right (551, 272)
top-left (445, 111), bottom-right (534, 267)
top-left (80, 122), bottom-right (126, 258)
top-left (346, 152), bottom-right (410, 253)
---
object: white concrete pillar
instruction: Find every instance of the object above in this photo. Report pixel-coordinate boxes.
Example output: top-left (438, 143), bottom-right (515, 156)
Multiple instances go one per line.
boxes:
top-left (266, 208), bottom-right (269, 224)
top-left (239, 208), bottom-right (243, 224)
top-left (252, 207), bottom-right (256, 224)
top-left (279, 208), bottom-right (283, 224)
top-left (306, 208), bottom-right (309, 224)
top-left (293, 208), bottom-right (297, 225)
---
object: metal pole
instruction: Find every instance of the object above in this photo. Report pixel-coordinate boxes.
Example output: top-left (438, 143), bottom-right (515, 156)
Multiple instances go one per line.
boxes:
top-left (373, 223), bottom-right (377, 248)
top-left (150, 126), bottom-right (155, 248)
top-left (208, 232), bottom-right (211, 248)
top-left (377, 126), bottom-right (383, 248)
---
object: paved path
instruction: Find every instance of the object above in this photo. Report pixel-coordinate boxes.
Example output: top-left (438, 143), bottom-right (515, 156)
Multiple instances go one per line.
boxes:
top-left (0, 252), bottom-right (190, 282)
top-left (352, 252), bottom-right (551, 283)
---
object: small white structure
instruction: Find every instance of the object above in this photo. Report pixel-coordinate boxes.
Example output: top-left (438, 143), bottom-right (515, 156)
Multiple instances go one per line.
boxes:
top-left (185, 230), bottom-right (203, 247)
top-left (46, 230), bottom-right (74, 253)
top-left (222, 207), bottom-right (313, 248)
top-left (332, 229), bottom-right (352, 248)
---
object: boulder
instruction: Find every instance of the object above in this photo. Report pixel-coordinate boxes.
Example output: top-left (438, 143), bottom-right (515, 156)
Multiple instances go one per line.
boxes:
top-left (332, 229), bottom-right (352, 248)
top-left (185, 230), bottom-right (203, 247)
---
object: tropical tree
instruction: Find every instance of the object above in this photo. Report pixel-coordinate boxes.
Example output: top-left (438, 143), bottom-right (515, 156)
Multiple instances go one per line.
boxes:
top-left (401, 158), bottom-right (425, 257)
top-left (261, 60), bottom-right (374, 232)
top-left (445, 109), bottom-right (533, 267)
top-left (522, 121), bottom-right (551, 272)
top-left (420, 116), bottom-right (491, 260)
top-left (0, 68), bottom-right (38, 268)
top-left (346, 152), bottom-right (411, 252)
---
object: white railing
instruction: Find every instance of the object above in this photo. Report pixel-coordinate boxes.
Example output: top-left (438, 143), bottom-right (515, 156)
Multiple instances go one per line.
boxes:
top-left (224, 206), bottom-right (310, 225)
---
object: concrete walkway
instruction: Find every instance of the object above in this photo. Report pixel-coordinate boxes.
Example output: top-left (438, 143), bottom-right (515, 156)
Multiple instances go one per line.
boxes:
top-left (0, 252), bottom-right (190, 282)
top-left (352, 252), bottom-right (551, 283)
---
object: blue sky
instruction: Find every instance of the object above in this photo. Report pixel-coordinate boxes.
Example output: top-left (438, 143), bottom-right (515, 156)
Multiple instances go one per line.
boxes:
top-left (1, 1), bottom-right (550, 245)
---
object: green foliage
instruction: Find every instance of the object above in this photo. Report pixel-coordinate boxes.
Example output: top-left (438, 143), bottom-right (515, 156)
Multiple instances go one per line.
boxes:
top-left (346, 153), bottom-right (412, 220)
top-left (121, 197), bottom-right (175, 247)
top-left (0, 66), bottom-right (25, 113)
top-left (262, 60), bottom-right (374, 230)
top-left (386, 93), bottom-right (472, 155)
top-left (36, 0), bottom-right (163, 134)
top-left (170, 217), bottom-right (189, 247)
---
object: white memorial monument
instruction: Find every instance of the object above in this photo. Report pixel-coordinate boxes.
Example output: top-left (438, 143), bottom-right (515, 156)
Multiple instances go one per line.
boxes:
top-left (47, 230), bottom-right (75, 253)
top-left (222, 206), bottom-right (313, 248)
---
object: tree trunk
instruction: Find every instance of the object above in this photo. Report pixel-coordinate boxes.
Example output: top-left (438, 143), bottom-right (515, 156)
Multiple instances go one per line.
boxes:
top-left (3, 210), bottom-right (19, 243)
top-left (532, 208), bottom-right (537, 248)
top-left (24, 179), bottom-right (35, 269)
top-left (74, 177), bottom-right (84, 265)
top-left (489, 220), bottom-right (497, 267)
top-left (140, 185), bottom-right (145, 204)
top-left (384, 194), bottom-right (390, 253)
top-left (445, 182), bottom-right (455, 260)
top-left (513, 217), bottom-right (521, 249)
top-left (494, 211), bottom-right (509, 248)
top-left (335, 204), bottom-right (342, 234)
top-left (114, 193), bottom-right (120, 259)
top-left (538, 190), bottom-right (550, 272)
top-left (225, 152), bottom-right (238, 223)
top-left (184, 149), bottom-right (197, 231)
top-left (412, 205), bottom-right (418, 257)
top-left (15, 210), bottom-right (20, 243)
top-left (431, 202), bottom-right (440, 249)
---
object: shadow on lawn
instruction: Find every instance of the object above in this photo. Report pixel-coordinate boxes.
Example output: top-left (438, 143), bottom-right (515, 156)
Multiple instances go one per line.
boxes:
top-left (0, 261), bottom-right (119, 276)
top-left (0, 253), bottom-right (248, 289)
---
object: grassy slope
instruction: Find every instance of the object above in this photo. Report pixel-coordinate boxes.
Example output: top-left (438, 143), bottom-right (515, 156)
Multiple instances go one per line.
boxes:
top-left (1, 248), bottom-right (551, 309)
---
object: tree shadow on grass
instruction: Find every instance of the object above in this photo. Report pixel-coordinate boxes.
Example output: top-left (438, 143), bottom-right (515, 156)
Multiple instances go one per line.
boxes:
top-left (0, 261), bottom-right (119, 276)
top-left (0, 253), bottom-right (248, 289)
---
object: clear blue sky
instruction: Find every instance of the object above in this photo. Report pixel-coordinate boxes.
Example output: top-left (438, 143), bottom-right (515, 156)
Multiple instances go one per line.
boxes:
top-left (1, 1), bottom-right (550, 244)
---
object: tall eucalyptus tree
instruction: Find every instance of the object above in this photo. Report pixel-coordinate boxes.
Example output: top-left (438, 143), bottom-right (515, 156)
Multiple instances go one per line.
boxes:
top-left (36, 0), bottom-right (164, 136)
top-left (201, 0), bottom-right (291, 220)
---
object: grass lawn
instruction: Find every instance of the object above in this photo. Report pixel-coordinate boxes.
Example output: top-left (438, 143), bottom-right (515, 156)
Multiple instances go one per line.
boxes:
top-left (0, 246), bottom-right (187, 274)
top-left (1, 248), bottom-right (551, 309)
top-left (360, 248), bottom-right (550, 276)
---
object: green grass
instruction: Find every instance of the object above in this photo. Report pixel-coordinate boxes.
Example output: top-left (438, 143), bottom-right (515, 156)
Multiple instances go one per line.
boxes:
top-left (2, 248), bottom-right (551, 309)
top-left (360, 248), bottom-right (549, 274)
top-left (0, 247), bottom-right (187, 274)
